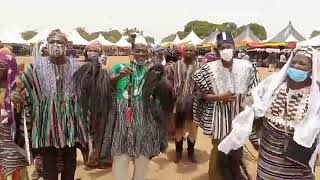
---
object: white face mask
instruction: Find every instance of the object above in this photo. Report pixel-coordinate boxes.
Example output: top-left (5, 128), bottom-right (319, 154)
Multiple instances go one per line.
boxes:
top-left (219, 49), bottom-right (234, 62)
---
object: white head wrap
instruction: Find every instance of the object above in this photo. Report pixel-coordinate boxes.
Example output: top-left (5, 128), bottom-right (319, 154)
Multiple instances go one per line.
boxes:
top-left (218, 46), bottom-right (320, 172)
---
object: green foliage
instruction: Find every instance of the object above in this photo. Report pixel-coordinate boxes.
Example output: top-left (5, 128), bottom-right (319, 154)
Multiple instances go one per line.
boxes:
top-left (310, 30), bottom-right (320, 38)
top-left (123, 27), bottom-right (144, 36)
top-left (184, 21), bottom-right (217, 39)
top-left (161, 34), bottom-right (176, 43)
top-left (248, 23), bottom-right (267, 40)
top-left (162, 21), bottom-right (267, 42)
top-left (75, 27), bottom-right (122, 43)
top-left (21, 31), bottom-right (37, 40)
top-left (145, 36), bottom-right (155, 44)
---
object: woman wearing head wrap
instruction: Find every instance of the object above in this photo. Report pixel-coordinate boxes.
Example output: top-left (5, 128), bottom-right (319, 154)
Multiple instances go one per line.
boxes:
top-left (10, 29), bottom-right (89, 180)
top-left (219, 46), bottom-right (320, 179)
top-left (0, 52), bottom-right (29, 180)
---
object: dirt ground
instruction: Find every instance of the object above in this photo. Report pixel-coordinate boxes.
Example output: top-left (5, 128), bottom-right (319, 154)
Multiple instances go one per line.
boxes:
top-left (15, 56), bottom-right (319, 180)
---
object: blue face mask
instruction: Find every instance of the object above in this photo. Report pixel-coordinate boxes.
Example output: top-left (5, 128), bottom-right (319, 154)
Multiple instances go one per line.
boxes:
top-left (287, 67), bottom-right (311, 82)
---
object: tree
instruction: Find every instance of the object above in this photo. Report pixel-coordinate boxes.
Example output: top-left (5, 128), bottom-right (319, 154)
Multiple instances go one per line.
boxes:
top-left (123, 27), bottom-right (143, 36)
top-left (161, 33), bottom-right (176, 43)
top-left (102, 30), bottom-right (122, 43)
top-left (21, 31), bottom-right (37, 40)
top-left (161, 21), bottom-right (267, 42)
top-left (145, 36), bottom-right (155, 44)
top-left (184, 20), bottom-right (217, 39)
top-left (76, 27), bottom-right (91, 41)
top-left (310, 30), bottom-right (320, 38)
top-left (218, 22), bottom-right (238, 33)
top-left (248, 23), bottom-right (267, 40)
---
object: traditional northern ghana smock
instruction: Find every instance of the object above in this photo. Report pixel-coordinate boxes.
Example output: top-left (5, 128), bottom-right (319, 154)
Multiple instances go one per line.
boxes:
top-left (257, 83), bottom-right (313, 180)
top-left (18, 57), bottom-right (88, 149)
top-left (0, 53), bottom-right (29, 180)
top-left (192, 59), bottom-right (260, 139)
top-left (111, 63), bottom-right (161, 157)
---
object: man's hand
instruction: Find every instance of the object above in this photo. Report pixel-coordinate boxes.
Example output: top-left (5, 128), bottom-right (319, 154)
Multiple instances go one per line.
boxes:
top-left (204, 93), bottom-right (237, 102)
top-left (218, 93), bottom-right (237, 102)
top-left (119, 67), bottom-right (133, 78)
top-left (10, 76), bottom-right (25, 106)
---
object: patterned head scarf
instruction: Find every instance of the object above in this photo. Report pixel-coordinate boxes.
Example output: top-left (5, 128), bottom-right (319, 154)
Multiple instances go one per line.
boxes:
top-left (0, 52), bottom-right (18, 124)
top-left (293, 46), bottom-right (313, 60)
top-left (86, 40), bottom-right (103, 53)
top-left (47, 29), bottom-right (68, 44)
top-left (165, 46), bottom-right (179, 61)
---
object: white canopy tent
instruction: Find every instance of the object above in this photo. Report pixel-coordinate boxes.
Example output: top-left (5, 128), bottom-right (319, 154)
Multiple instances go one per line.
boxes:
top-left (181, 31), bottom-right (202, 45)
top-left (0, 31), bottom-right (27, 44)
top-left (27, 29), bottom-right (51, 44)
top-left (298, 35), bottom-right (320, 47)
top-left (67, 30), bottom-right (88, 45)
top-left (171, 34), bottom-right (183, 45)
top-left (91, 34), bottom-right (115, 46)
top-left (115, 36), bottom-right (131, 47)
top-left (135, 35), bottom-right (147, 45)
top-left (160, 34), bottom-right (182, 46)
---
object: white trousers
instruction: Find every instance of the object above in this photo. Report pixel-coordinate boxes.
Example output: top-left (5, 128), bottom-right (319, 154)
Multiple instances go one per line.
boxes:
top-left (112, 155), bottom-right (149, 180)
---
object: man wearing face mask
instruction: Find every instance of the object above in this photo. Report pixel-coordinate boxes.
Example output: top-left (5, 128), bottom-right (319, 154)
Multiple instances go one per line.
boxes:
top-left (172, 44), bottom-right (201, 163)
top-left (193, 32), bottom-right (260, 180)
top-left (110, 43), bottom-right (172, 180)
top-left (74, 40), bottom-right (114, 169)
top-left (11, 29), bottom-right (88, 180)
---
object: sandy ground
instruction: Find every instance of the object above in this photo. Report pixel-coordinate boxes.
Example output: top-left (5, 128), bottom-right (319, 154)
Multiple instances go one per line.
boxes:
top-left (15, 56), bottom-right (319, 180)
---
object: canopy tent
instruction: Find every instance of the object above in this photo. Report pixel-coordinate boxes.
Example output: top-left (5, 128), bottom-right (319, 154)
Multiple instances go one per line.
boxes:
top-left (91, 34), bottom-right (114, 46)
top-left (159, 34), bottom-right (183, 47)
top-left (269, 21), bottom-right (306, 42)
top-left (0, 31), bottom-right (27, 44)
top-left (234, 26), bottom-right (260, 43)
top-left (181, 31), bottom-right (202, 45)
top-left (135, 35), bottom-right (147, 45)
top-left (246, 41), bottom-right (297, 49)
top-left (200, 32), bottom-right (219, 45)
top-left (27, 29), bottom-right (50, 44)
top-left (67, 30), bottom-right (88, 45)
top-left (172, 34), bottom-right (183, 45)
top-left (298, 35), bottom-right (320, 47)
top-left (115, 36), bottom-right (131, 47)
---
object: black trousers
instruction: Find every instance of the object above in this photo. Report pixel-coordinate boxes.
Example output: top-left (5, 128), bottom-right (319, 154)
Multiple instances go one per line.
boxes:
top-left (218, 148), bottom-right (245, 180)
top-left (40, 147), bottom-right (77, 180)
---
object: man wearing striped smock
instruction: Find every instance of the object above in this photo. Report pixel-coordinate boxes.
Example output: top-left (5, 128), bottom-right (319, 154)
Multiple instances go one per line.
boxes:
top-left (172, 44), bottom-right (201, 163)
top-left (193, 32), bottom-right (260, 180)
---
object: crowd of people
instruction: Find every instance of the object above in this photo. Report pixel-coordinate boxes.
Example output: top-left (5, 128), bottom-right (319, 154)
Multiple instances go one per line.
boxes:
top-left (0, 29), bottom-right (319, 180)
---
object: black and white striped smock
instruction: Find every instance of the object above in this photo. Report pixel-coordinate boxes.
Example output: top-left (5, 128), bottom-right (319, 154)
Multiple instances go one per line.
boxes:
top-left (192, 59), bottom-right (261, 139)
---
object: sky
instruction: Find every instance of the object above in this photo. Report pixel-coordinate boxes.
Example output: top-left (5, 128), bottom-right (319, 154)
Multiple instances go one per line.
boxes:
top-left (1, 0), bottom-right (320, 42)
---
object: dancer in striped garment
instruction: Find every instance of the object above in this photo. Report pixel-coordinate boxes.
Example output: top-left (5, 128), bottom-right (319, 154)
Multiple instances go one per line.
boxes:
top-left (73, 40), bottom-right (114, 169)
top-left (193, 32), bottom-right (260, 180)
top-left (110, 43), bottom-right (173, 180)
top-left (0, 52), bottom-right (29, 180)
top-left (172, 44), bottom-right (201, 163)
top-left (11, 29), bottom-right (88, 180)
top-left (219, 46), bottom-right (320, 180)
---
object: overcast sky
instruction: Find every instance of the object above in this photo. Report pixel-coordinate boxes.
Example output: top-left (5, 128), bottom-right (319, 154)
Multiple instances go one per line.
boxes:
top-left (1, 0), bottom-right (319, 42)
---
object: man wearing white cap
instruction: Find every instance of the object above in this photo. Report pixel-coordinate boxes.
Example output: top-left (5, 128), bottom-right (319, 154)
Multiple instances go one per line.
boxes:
top-left (193, 32), bottom-right (260, 180)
